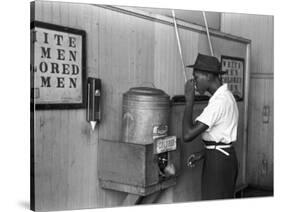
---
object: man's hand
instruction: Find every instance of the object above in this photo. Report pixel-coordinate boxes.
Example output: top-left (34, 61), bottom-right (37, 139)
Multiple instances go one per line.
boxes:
top-left (187, 154), bottom-right (196, 168)
top-left (185, 79), bottom-right (195, 102)
top-left (187, 151), bottom-right (205, 168)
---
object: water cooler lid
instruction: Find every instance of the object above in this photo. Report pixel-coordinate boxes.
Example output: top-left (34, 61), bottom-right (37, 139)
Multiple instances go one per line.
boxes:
top-left (124, 87), bottom-right (170, 99)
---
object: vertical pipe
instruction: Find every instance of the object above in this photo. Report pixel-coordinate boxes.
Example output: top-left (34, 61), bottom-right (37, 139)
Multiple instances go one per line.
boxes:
top-left (171, 10), bottom-right (187, 82)
top-left (202, 11), bottom-right (214, 56)
top-left (243, 43), bottom-right (251, 186)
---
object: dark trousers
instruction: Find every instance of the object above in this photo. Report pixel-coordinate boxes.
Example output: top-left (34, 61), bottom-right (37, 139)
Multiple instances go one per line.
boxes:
top-left (201, 141), bottom-right (238, 200)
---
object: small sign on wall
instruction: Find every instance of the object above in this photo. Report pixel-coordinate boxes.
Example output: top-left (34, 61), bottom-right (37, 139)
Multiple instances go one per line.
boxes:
top-left (30, 21), bottom-right (86, 109)
top-left (221, 55), bottom-right (244, 101)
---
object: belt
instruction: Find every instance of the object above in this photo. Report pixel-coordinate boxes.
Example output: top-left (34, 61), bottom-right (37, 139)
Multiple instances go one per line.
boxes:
top-left (205, 144), bottom-right (232, 156)
top-left (202, 140), bottom-right (233, 156)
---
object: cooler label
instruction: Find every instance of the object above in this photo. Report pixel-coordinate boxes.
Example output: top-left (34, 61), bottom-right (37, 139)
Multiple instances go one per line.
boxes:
top-left (154, 136), bottom-right (177, 154)
top-left (152, 125), bottom-right (168, 139)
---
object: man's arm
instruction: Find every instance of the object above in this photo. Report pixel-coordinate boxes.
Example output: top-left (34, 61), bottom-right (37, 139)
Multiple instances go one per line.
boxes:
top-left (182, 80), bottom-right (208, 142)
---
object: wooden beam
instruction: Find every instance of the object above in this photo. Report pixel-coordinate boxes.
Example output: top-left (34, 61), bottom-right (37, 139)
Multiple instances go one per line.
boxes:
top-left (122, 194), bottom-right (142, 206)
top-left (93, 4), bottom-right (251, 44)
top-left (140, 190), bottom-right (162, 204)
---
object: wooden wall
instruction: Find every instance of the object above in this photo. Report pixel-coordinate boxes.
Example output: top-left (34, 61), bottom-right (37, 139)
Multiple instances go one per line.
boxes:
top-left (221, 13), bottom-right (274, 189)
top-left (33, 1), bottom-right (155, 210)
top-left (32, 1), bottom-right (250, 210)
top-left (153, 20), bottom-right (198, 95)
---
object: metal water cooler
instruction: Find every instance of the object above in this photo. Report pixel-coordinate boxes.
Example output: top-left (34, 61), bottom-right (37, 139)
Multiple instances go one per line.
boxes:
top-left (98, 87), bottom-right (181, 196)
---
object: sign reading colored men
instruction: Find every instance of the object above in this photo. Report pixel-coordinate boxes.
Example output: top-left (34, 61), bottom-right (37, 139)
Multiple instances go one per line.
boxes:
top-left (31, 21), bottom-right (86, 109)
top-left (221, 56), bottom-right (244, 101)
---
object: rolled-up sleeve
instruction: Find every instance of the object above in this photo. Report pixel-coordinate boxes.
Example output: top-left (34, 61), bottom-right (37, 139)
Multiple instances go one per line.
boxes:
top-left (195, 100), bottom-right (224, 129)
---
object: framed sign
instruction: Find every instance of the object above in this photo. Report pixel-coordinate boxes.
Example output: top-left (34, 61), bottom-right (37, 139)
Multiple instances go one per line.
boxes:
top-left (30, 21), bottom-right (86, 109)
top-left (221, 55), bottom-right (245, 101)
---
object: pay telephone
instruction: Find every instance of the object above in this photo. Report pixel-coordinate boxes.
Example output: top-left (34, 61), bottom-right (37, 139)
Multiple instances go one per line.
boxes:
top-left (86, 77), bottom-right (101, 127)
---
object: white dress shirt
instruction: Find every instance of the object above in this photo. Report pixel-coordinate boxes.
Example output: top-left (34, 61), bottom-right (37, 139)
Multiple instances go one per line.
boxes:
top-left (195, 84), bottom-right (239, 144)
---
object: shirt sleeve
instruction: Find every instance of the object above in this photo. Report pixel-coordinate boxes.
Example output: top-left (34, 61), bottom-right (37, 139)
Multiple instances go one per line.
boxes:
top-left (195, 100), bottom-right (224, 129)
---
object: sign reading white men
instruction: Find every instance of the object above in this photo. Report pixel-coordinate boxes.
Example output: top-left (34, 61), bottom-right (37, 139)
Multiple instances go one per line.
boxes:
top-left (31, 21), bottom-right (86, 109)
